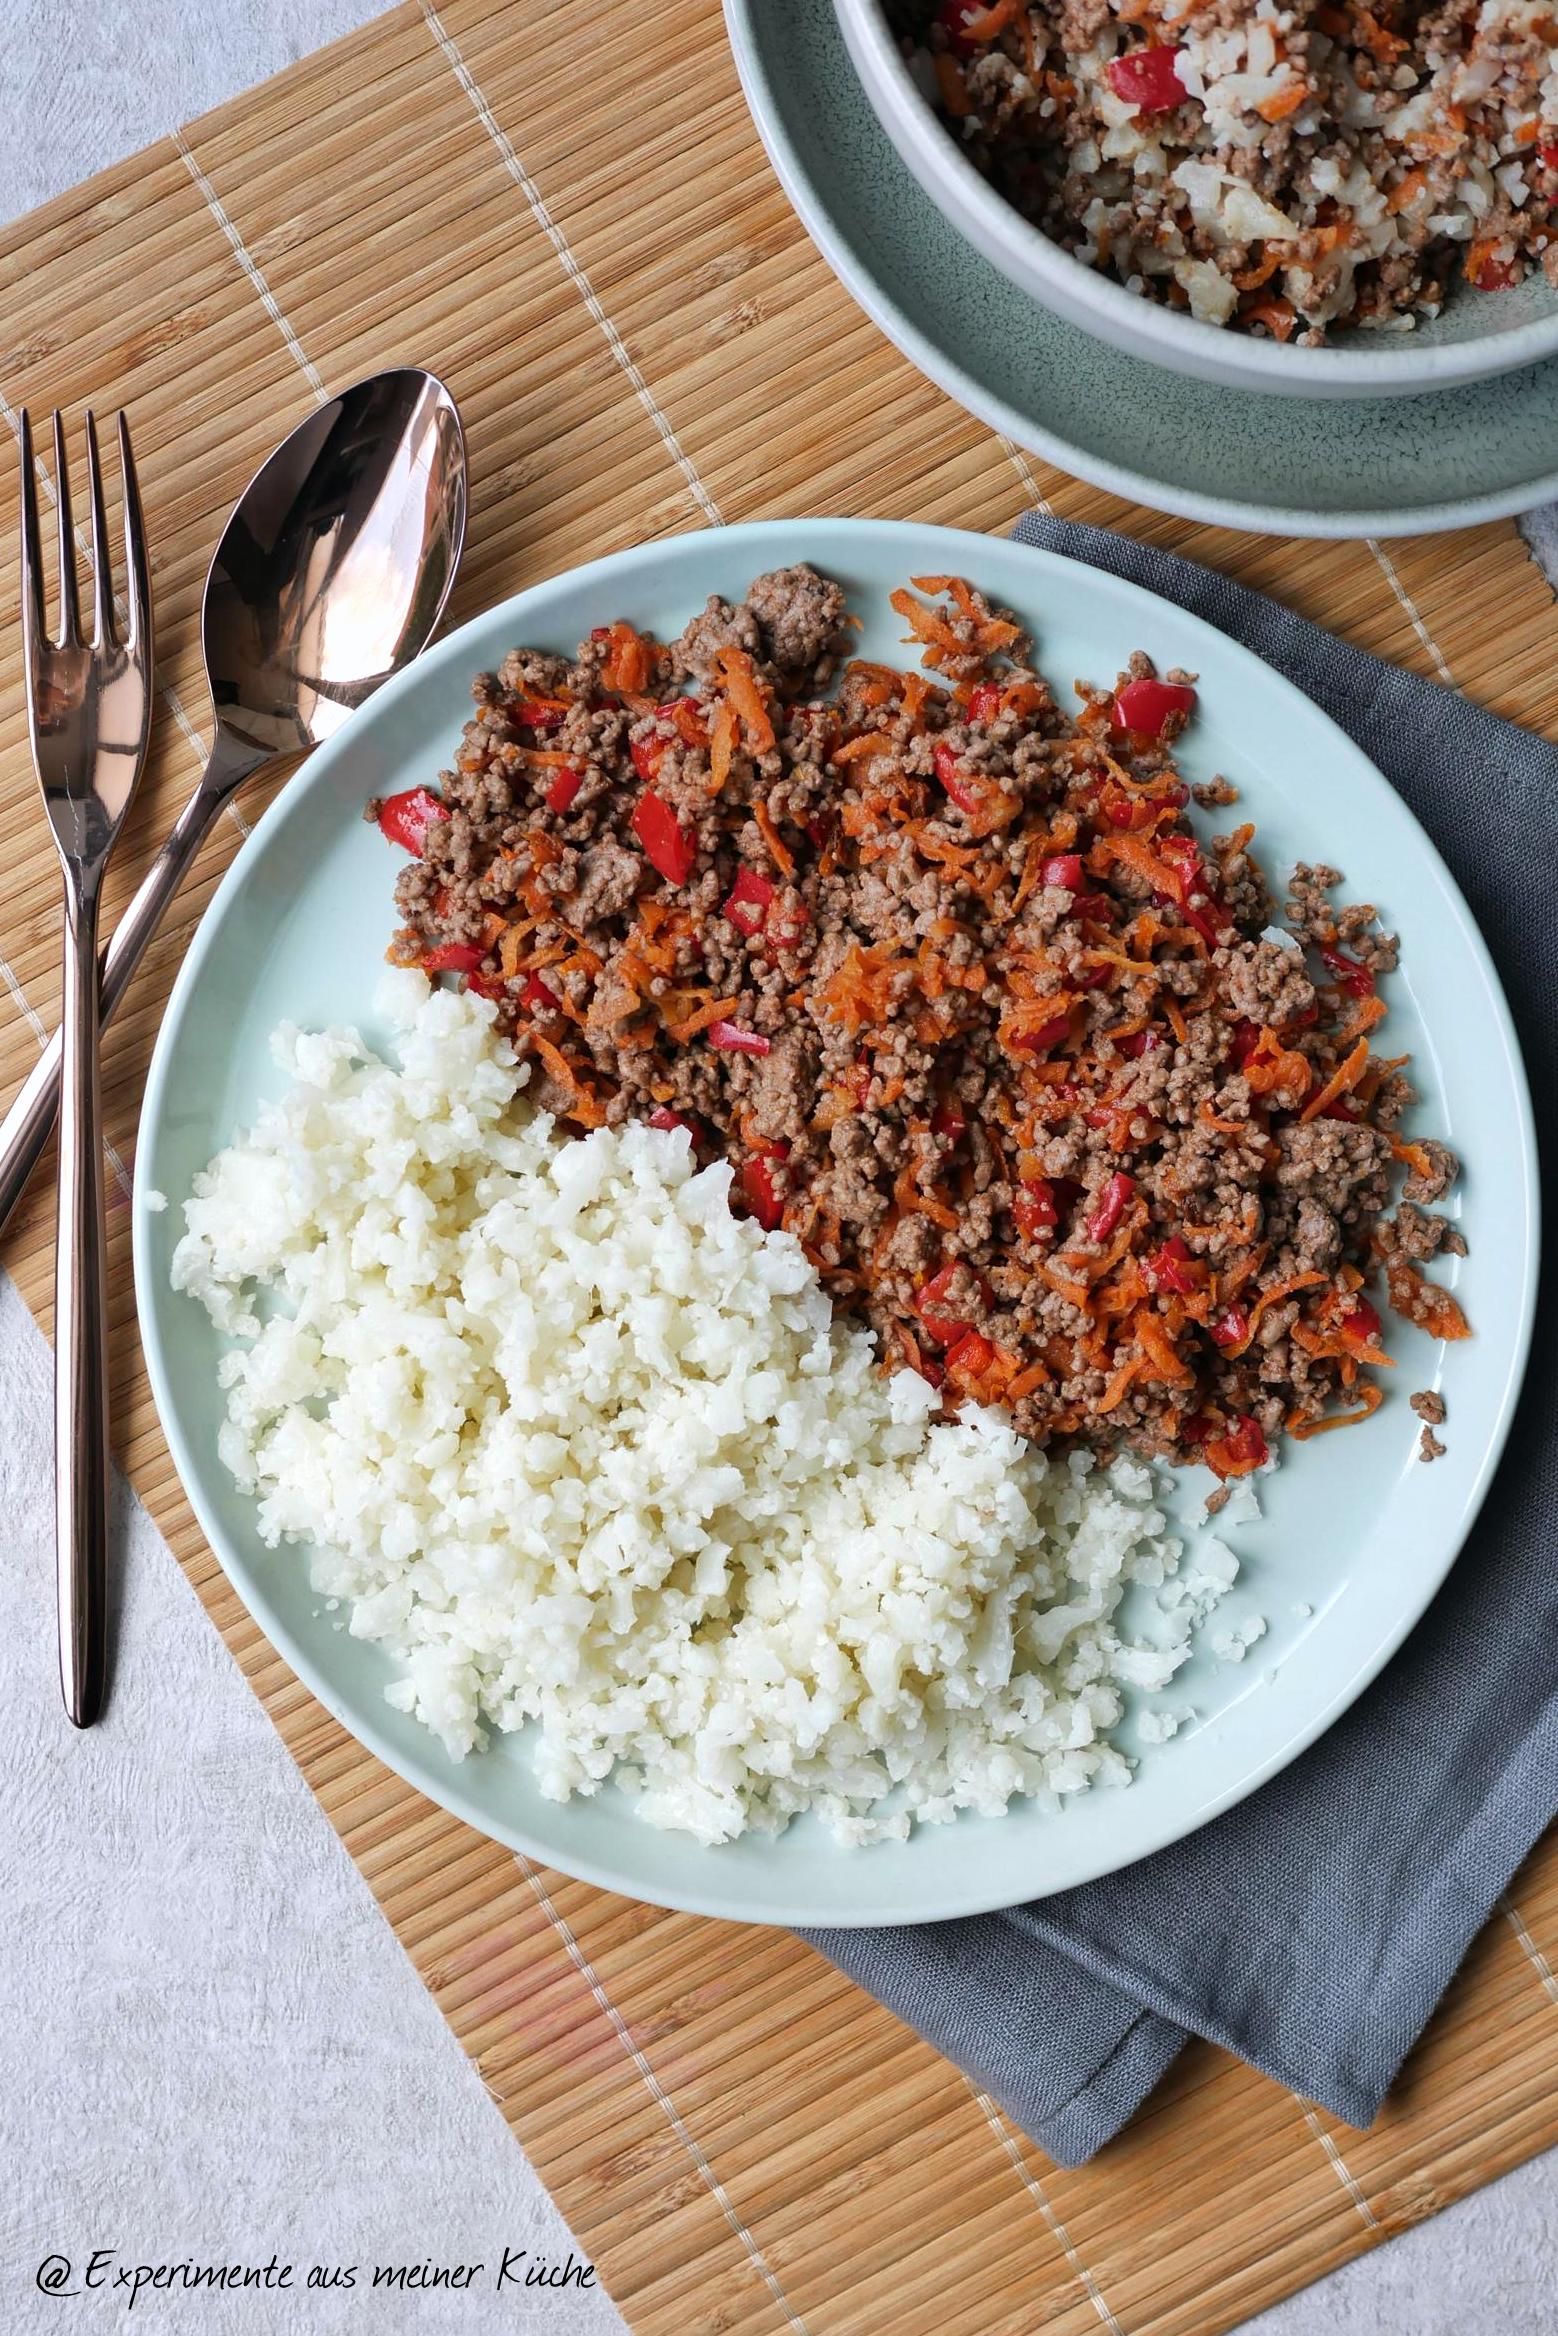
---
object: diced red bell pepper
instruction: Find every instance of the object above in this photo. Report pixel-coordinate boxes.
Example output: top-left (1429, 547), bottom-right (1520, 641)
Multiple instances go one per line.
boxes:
top-left (631, 790), bottom-right (696, 886)
top-left (1085, 1171), bottom-right (1135, 1245)
top-left (632, 702), bottom-right (706, 780)
top-left (545, 764), bottom-right (585, 815)
top-left (1014, 1178), bottom-right (1059, 1238)
top-left (1112, 675), bottom-right (1197, 736)
top-left (1042, 853), bottom-right (1085, 892)
top-left (1468, 249), bottom-right (1518, 291)
top-left (1230, 1017), bottom-right (1263, 1069)
top-left (1343, 1296), bottom-right (1382, 1344)
top-left (511, 695), bottom-right (566, 732)
top-left (666, 696), bottom-right (709, 747)
top-left (707, 1019), bottom-right (771, 1056)
top-left (1205, 1415), bottom-right (1269, 1476)
top-left (466, 970), bottom-right (508, 1002)
top-left (1012, 1011), bottom-right (1071, 1053)
top-left (1119, 1029), bottom-right (1162, 1060)
top-left (1105, 45), bottom-right (1190, 115)
top-left (1146, 1235), bottom-right (1201, 1296)
top-left (738, 1140), bottom-right (790, 1232)
top-left (649, 1106), bottom-right (699, 1138)
top-left (1158, 832), bottom-right (1229, 947)
top-left (724, 867), bottom-right (776, 938)
top-left (937, 0), bottom-right (990, 58)
top-left (1319, 944), bottom-right (1375, 998)
top-left (931, 1101), bottom-right (967, 1143)
top-left (944, 1329), bottom-right (997, 1385)
top-left (630, 734), bottom-right (666, 786)
top-left (915, 1262), bottom-right (990, 1348)
top-left (520, 973), bottom-right (560, 1013)
top-left (966, 681), bottom-right (1003, 722)
top-left (932, 739), bottom-right (984, 816)
top-left (421, 941), bottom-right (485, 976)
top-left (1322, 1099), bottom-right (1360, 1123)
top-left (1208, 1304), bottom-right (1249, 1351)
top-left (1079, 960), bottom-right (1113, 991)
top-left (1540, 143), bottom-right (1558, 171)
top-left (377, 786), bottom-right (447, 856)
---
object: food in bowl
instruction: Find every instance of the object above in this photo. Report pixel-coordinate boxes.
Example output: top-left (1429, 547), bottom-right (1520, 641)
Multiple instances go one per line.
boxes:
top-left (887, 1), bottom-right (1558, 342)
top-left (172, 972), bottom-right (1230, 1844)
top-left (373, 565), bottom-right (1468, 1489)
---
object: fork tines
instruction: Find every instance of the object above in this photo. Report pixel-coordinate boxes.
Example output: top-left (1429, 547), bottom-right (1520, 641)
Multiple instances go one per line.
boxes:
top-left (19, 408), bottom-right (149, 664)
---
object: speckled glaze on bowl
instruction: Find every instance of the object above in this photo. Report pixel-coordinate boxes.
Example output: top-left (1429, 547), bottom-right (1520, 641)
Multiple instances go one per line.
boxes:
top-left (724, 0), bottom-right (1558, 534)
top-left (837, 0), bottom-right (1558, 401)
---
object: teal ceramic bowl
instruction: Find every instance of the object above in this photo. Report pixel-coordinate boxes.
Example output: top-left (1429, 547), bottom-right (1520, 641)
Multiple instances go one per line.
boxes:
top-left (133, 519), bottom-right (1537, 1926)
top-left (724, 0), bottom-right (1558, 534)
top-left (835, 0), bottom-right (1558, 401)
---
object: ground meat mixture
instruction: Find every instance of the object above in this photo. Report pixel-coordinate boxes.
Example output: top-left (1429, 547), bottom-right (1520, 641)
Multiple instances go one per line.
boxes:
top-left (371, 565), bottom-right (1471, 1482)
top-left (892, 2), bottom-right (1558, 344)
top-left (1418, 1424), bottom-right (1447, 1461)
top-left (1410, 1387), bottom-right (1446, 1425)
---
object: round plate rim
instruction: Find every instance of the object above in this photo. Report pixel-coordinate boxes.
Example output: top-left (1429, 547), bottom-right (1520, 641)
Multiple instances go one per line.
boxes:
top-left (133, 516), bottom-right (1540, 1926)
top-left (722, 0), bottom-right (1558, 540)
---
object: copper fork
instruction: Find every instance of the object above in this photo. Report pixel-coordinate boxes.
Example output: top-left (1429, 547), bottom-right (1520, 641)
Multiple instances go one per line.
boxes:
top-left (19, 411), bottom-right (153, 1727)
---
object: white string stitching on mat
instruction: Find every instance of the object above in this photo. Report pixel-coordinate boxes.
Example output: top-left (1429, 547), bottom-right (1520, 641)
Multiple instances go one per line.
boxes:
top-left (1500, 1894), bottom-right (1558, 2012)
top-left (0, 948), bottom-right (134, 1204)
top-left (419, 1), bottom-right (725, 531)
top-left (1366, 540), bottom-right (1456, 689)
top-left (0, 956), bottom-right (47, 1049)
top-left (1300, 2103), bottom-right (1379, 2229)
top-left (514, 1856), bottom-right (814, 2334)
top-left (177, 124), bottom-right (334, 831)
top-left (176, 133), bottom-right (327, 406)
top-left (967, 2085), bottom-right (1126, 2334)
top-left (997, 436), bottom-right (1055, 516)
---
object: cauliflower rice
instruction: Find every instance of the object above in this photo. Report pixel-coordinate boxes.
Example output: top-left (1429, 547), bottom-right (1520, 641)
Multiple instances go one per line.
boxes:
top-left (172, 971), bottom-right (1240, 1846)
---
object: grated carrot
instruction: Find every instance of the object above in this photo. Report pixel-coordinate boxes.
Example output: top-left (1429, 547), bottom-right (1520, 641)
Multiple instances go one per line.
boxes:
top-left (1288, 1384), bottom-right (1384, 1439)
top-left (708, 696), bottom-right (738, 794)
top-left (712, 643), bottom-right (776, 754)
top-left (753, 800), bottom-right (796, 878)
top-left (1300, 1036), bottom-right (1371, 1122)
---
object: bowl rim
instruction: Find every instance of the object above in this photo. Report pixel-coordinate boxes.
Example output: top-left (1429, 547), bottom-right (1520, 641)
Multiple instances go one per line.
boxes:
top-left (837, 0), bottom-right (1558, 394)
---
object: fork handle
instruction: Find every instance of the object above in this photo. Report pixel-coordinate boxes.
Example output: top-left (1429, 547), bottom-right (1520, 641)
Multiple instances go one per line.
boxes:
top-left (0, 730), bottom-right (265, 1247)
top-left (56, 884), bottom-right (110, 1727)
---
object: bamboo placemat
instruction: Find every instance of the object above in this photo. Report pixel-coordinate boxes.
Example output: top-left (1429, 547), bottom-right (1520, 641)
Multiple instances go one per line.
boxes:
top-left (2, 4), bottom-right (1555, 2328)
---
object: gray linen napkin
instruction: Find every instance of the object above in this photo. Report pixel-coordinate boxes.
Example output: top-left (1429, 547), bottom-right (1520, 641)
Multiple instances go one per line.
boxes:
top-left (805, 515), bottom-right (1558, 2167)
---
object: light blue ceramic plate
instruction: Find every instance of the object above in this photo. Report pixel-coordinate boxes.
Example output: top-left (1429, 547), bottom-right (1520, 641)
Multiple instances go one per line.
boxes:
top-left (133, 520), bottom-right (1537, 1927)
top-left (723, 0), bottom-right (1558, 538)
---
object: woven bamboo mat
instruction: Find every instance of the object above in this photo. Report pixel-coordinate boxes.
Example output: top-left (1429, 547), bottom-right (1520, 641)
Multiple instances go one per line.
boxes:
top-left (1, 3), bottom-right (1555, 2328)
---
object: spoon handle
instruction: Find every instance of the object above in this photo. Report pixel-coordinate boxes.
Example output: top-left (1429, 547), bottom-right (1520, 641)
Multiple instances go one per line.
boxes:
top-left (56, 881), bottom-right (109, 1727)
top-left (0, 730), bottom-right (264, 1243)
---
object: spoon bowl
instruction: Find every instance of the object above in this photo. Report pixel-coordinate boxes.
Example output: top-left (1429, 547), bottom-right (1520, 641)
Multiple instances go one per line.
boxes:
top-left (0, 366), bottom-right (468, 1240)
top-left (204, 369), bottom-right (466, 759)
